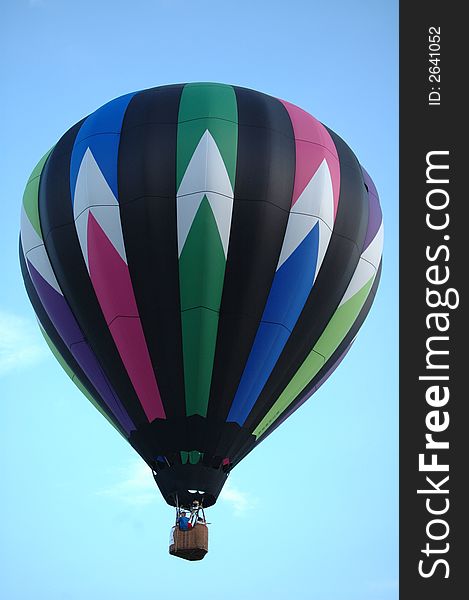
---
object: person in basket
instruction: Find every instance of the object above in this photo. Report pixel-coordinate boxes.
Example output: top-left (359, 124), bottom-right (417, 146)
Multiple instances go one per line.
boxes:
top-left (177, 511), bottom-right (192, 531)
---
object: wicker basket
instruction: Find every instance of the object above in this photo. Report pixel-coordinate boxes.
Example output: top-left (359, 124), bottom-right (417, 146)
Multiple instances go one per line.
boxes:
top-left (169, 523), bottom-right (209, 561)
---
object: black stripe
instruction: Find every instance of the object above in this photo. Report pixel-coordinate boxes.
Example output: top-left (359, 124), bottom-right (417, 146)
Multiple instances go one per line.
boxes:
top-left (118, 85), bottom-right (185, 420)
top-left (207, 88), bottom-right (296, 424)
top-left (19, 242), bottom-right (127, 438)
top-left (38, 121), bottom-right (148, 428)
top-left (244, 128), bottom-right (370, 431)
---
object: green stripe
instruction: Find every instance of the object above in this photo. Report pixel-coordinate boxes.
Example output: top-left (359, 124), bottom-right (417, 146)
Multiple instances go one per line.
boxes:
top-left (22, 149), bottom-right (53, 238)
top-left (180, 198), bottom-right (226, 416)
top-left (181, 308), bottom-right (220, 416)
top-left (177, 83), bottom-right (237, 188)
top-left (177, 85), bottom-right (238, 417)
top-left (39, 324), bottom-right (125, 439)
top-left (253, 278), bottom-right (375, 439)
top-left (179, 197), bottom-right (226, 311)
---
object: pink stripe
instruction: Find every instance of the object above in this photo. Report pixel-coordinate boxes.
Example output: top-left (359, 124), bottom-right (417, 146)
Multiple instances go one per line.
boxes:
top-left (108, 318), bottom-right (164, 421)
top-left (87, 212), bottom-right (165, 421)
top-left (280, 99), bottom-right (340, 218)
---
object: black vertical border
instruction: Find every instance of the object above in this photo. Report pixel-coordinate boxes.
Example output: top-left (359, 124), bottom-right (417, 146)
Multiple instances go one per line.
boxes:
top-left (400, 3), bottom-right (465, 598)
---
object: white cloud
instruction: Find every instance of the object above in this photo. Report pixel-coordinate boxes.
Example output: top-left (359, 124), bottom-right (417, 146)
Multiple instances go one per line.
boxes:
top-left (0, 310), bottom-right (47, 376)
top-left (97, 460), bottom-right (161, 506)
top-left (219, 478), bottom-right (258, 517)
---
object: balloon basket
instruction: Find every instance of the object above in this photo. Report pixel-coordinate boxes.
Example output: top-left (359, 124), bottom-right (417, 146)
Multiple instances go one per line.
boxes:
top-left (169, 523), bottom-right (208, 561)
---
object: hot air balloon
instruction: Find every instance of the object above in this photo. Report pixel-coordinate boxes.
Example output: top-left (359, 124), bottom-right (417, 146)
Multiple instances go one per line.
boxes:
top-left (20, 83), bottom-right (383, 560)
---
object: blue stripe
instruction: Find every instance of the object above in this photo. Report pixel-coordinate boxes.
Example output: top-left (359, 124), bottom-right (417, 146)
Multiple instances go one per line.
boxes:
top-left (70, 92), bottom-right (136, 203)
top-left (227, 223), bottom-right (319, 425)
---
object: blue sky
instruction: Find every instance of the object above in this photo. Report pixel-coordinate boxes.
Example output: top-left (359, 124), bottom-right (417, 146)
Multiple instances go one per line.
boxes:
top-left (0, 1), bottom-right (398, 598)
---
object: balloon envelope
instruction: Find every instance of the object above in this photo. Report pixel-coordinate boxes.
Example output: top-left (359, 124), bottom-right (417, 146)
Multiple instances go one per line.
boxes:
top-left (20, 83), bottom-right (383, 507)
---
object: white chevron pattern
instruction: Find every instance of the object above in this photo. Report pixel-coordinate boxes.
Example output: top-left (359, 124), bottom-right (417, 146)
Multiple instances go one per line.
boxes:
top-left (20, 206), bottom-right (62, 294)
top-left (340, 222), bottom-right (384, 306)
top-left (277, 159), bottom-right (334, 280)
top-left (177, 130), bottom-right (234, 257)
top-left (73, 148), bottom-right (128, 269)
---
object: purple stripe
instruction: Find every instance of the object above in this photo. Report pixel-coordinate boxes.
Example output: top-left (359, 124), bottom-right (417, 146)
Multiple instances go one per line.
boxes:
top-left (27, 259), bottom-right (135, 434)
top-left (361, 167), bottom-right (382, 251)
top-left (71, 342), bottom-right (134, 433)
top-left (28, 260), bottom-right (83, 345)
